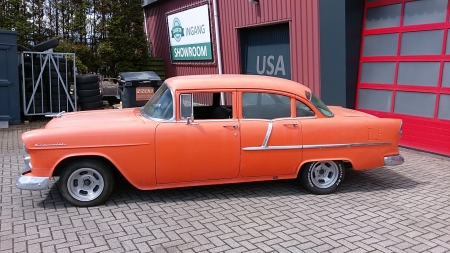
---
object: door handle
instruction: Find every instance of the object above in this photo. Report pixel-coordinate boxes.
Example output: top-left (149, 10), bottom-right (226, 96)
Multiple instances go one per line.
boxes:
top-left (223, 125), bottom-right (238, 129)
top-left (283, 123), bottom-right (298, 127)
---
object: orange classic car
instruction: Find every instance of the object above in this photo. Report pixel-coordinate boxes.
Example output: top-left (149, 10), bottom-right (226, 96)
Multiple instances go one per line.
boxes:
top-left (17, 75), bottom-right (404, 206)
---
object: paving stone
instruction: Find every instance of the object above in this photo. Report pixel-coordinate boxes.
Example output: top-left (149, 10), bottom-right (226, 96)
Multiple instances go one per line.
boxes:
top-left (2, 122), bottom-right (450, 252)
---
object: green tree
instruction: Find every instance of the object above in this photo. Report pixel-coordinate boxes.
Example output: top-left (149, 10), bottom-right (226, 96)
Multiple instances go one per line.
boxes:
top-left (0, 0), bottom-right (33, 46)
top-left (97, 0), bottom-right (149, 76)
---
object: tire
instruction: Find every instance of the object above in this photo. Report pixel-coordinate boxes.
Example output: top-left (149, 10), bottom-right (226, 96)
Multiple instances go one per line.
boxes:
top-left (18, 44), bottom-right (33, 52)
top-left (44, 63), bottom-right (68, 72)
top-left (77, 89), bottom-right (100, 97)
top-left (51, 105), bottom-right (73, 112)
top-left (79, 94), bottom-right (102, 103)
top-left (34, 38), bottom-right (59, 52)
top-left (26, 92), bottom-right (46, 101)
top-left (77, 82), bottom-right (99, 90)
top-left (80, 100), bottom-right (103, 110)
top-left (58, 159), bottom-right (114, 207)
top-left (76, 74), bottom-right (98, 84)
top-left (299, 160), bottom-right (345, 194)
top-left (52, 93), bottom-right (67, 101)
top-left (43, 71), bottom-right (63, 79)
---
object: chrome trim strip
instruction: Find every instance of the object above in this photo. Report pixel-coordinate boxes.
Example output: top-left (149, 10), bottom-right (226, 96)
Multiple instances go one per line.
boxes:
top-left (262, 121), bottom-right (273, 147)
top-left (302, 142), bottom-right (390, 149)
top-left (242, 142), bottom-right (391, 151)
top-left (243, 145), bottom-right (303, 151)
top-left (23, 156), bottom-right (32, 173)
top-left (384, 155), bottom-right (404, 166)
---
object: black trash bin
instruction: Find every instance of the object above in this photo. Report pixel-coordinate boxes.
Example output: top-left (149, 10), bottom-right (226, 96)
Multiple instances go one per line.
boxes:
top-left (118, 71), bottom-right (163, 108)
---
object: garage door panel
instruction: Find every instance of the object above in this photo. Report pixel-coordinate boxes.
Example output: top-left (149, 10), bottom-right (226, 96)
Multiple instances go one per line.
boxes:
top-left (357, 0), bottom-right (450, 156)
top-left (240, 23), bottom-right (291, 80)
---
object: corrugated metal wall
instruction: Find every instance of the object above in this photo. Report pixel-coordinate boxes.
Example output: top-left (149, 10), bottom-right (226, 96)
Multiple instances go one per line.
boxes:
top-left (144, 0), bottom-right (320, 94)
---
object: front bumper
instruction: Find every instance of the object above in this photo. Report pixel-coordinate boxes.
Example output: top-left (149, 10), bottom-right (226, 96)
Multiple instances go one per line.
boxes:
top-left (15, 156), bottom-right (50, 190)
top-left (384, 155), bottom-right (404, 166)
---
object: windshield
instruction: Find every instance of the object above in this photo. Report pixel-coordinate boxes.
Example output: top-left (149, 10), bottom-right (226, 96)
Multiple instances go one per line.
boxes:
top-left (311, 93), bottom-right (334, 117)
top-left (141, 83), bottom-right (174, 120)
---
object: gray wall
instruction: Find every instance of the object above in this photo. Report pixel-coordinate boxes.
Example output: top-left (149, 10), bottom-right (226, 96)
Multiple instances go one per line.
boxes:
top-left (319, 0), bottom-right (364, 108)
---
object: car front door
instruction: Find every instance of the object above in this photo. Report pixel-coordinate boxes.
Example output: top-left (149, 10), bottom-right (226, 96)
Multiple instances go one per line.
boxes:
top-left (155, 90), bottom-right (240, 184)
top-left (239, 91), bottom-right (305, 177)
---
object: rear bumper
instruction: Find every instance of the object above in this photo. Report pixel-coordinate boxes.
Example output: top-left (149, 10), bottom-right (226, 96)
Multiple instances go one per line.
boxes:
top-left (384, 155), bottom-right (404, 166)
top-left (15, 156), bottom-right (50, 190)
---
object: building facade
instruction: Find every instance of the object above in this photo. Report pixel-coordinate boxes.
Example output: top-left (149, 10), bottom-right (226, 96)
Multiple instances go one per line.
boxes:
top-left (143, 0), bottom-right (450, 156)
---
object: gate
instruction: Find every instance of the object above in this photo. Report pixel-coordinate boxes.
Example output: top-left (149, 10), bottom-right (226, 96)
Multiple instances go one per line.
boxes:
top-left (20, 51), bottom-right (77, 116)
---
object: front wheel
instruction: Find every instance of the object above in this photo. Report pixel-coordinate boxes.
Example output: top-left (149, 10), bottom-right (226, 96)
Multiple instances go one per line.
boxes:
top-left (59, 159), bottom-right (114, 207)
top-left (299, 160), bottom-right (345, 194)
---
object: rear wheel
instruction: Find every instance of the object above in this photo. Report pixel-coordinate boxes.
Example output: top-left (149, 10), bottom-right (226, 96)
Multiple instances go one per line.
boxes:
top-left (300, 160), bottom-right (344, 194)
top-left (59, 159), bottom-right (114, 207)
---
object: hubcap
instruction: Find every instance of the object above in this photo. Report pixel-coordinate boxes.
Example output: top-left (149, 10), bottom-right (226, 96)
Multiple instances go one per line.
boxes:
top-left (67, 168), bottom-right (105, 202)
top-left (309, 161), bottom-right (339, 188)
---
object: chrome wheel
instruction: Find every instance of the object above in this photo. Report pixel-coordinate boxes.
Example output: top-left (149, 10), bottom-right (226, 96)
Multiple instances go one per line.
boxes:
top-left (67, 167), bottom-right (105, 202)
top-left (309, 161), bottom-right (340, 189)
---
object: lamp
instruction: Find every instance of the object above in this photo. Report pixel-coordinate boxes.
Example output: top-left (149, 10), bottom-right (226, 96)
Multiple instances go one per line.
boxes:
top-left (248, 0), bottom-right (259, 4)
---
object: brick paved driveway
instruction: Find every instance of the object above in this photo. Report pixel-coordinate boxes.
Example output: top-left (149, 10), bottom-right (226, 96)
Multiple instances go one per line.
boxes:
top-left (1, 120), bottom-right (450, 253)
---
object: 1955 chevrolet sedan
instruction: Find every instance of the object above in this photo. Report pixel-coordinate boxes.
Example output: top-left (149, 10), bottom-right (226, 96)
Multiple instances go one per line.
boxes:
top-left (17, 74), bottom-right (404, 206)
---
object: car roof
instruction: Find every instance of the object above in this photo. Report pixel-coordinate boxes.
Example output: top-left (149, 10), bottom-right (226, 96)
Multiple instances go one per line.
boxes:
top-left (165, 74), bottom-right (311, 99)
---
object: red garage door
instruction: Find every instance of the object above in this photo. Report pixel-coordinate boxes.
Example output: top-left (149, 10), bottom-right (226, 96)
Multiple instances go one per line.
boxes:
top-left (356, 0), bottom-right (450, 156)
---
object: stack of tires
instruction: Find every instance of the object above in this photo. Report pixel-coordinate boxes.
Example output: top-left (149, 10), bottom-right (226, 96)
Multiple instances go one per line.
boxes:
top-left (76, 74), bottom-right (104, 110)
top-left (44, 58), bottom-right (73, 112)
top-left (20, 61), bottom-right (48, 114)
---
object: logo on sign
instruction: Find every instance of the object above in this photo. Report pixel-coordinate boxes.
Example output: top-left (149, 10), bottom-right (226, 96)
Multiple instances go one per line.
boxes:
top-left (171, 18), bottom-right (184, 42)
top-left (136, 87), bottom-right (154, 101)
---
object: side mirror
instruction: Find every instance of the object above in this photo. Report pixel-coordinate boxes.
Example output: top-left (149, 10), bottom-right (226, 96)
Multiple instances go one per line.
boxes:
top-left (187, 114), bottom-right (195, 125)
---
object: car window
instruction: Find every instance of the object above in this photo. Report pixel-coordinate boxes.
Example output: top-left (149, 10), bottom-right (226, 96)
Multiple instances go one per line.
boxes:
top-left (141, 83), bottom-right (173, 120)
top-left (310, 93), bottom-right (334, 117)
top-left (296, 100), bottom-right (315, 117)
top-left (180, 92), bottom-right (233, 120)
top-left (242, 92), bottom-right (291, 119)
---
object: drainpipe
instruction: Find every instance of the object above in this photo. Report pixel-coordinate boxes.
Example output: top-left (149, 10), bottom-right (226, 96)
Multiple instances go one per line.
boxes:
top-left (143, 8), bottom-right (151, 57)
top-left (212, 0), bottom-right (225, 103)
top-left (212, 0), bottom-right (223, 74)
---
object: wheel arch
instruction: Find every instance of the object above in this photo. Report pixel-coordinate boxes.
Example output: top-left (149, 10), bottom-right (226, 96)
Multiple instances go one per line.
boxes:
top-left (296, 158), bottom-right (353, 177)
top-left (52, 155), bottom-right (120, 178)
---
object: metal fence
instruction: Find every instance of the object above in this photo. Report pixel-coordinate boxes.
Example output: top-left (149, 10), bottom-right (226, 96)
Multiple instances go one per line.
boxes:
top-left (20, 51), bottom-right (77, 116)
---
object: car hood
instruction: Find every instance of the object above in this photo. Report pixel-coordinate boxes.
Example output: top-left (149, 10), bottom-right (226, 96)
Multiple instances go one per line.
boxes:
top-left (45, 108), bottom-right (145, 129)
top-left (328, 106), bottom-right (376, 118)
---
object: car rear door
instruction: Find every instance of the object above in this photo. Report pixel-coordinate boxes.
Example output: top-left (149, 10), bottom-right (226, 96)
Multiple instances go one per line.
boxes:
top-left (238, 91), bottom-right (304, 177)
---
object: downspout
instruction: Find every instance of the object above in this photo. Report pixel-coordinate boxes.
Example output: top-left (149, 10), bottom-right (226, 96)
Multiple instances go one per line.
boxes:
top-left (143, 8), bottom-right (151, 57)
top-left (212, 0), bottom-right (223, 74)
top-left (212, 0), bottom-right (225, 103)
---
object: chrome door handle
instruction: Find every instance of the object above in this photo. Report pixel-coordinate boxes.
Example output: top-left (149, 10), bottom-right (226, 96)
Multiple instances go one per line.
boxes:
top-left (223, 125), bottom-right (238, 129)
top-left (283, 123), bottom-right (298, 127)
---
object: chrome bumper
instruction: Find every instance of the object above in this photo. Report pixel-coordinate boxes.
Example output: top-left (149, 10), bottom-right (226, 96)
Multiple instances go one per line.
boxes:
top-left (384, 155), bottom-right (404, 166)
top-left (15, 156), bottom-right (50, 190)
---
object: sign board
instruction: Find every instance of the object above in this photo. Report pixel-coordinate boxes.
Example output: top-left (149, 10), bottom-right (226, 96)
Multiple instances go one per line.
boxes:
top-left (136, 87), bottom-right (154, 101)
top-left (167, 5), bottom-right (213, 61)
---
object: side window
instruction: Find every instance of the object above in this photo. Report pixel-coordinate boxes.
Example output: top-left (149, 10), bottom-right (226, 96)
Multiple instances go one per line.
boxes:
top-left (242, 92), bottom-right (291, 119)
top-left (296, 100), bottom-right (315, 117)
top-left (180, 92), bottom-right (233, 120)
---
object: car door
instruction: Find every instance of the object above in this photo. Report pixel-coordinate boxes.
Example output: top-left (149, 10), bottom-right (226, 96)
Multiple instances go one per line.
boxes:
top-left (239, 91), bottom-right (305, 177)
top-left (155, 90), bottom-right (240, 184)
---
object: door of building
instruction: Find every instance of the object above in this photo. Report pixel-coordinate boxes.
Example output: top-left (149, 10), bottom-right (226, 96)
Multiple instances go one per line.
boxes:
top-left (356, 0), bottom-right (450, 155)
top-left (240, 23), bottom-right (291, 79)
top-left (0, 31), bottom-right (21, 126)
